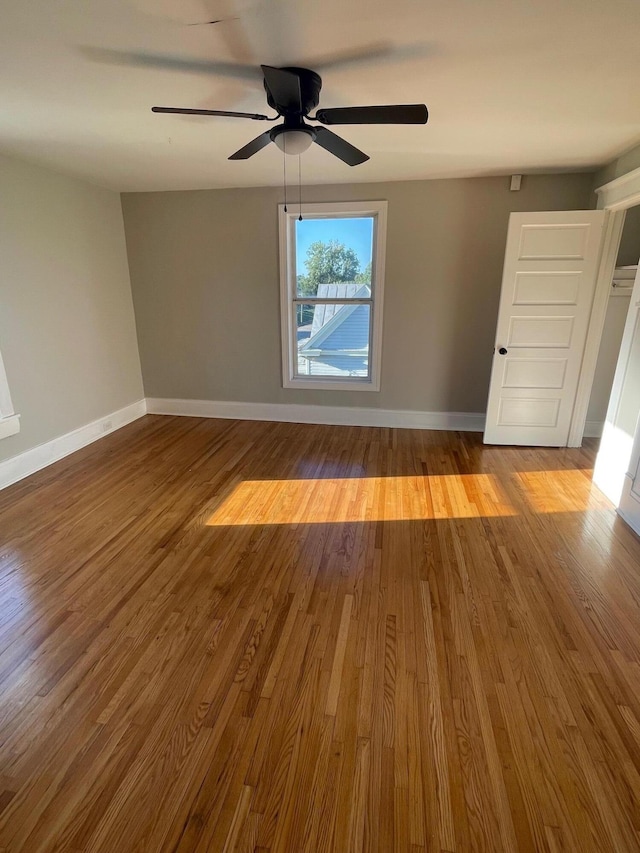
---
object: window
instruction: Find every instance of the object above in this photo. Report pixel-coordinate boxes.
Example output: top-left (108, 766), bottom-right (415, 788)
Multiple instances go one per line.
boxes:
top-left (279, 200), bottom-right (387, 391)
top-left (0, 350), bottom-right (19, 440)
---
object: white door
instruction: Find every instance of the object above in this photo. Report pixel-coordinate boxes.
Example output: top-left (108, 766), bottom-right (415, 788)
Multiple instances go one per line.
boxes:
top-left (484, 211), bottom-right (606, 446)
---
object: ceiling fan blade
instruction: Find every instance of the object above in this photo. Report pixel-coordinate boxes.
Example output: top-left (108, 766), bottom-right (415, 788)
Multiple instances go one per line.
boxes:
top-left (261, 65), bottom-right (302, 113)
top-left (186, 3), bottom-right (256, 66)
top-left (152, 106), bottom-right (272, 120)
top-left (316, 104), bottom-right (428, 125)
top-left (228, 130), bottom-right (273, 160)
top-left (79, 47), bottom-right (260, 82)
top-left (185, 18), bottom-right (238, 25)
top-left (307, 43), bottom-right (431, 73)
top-left (313, 127), bottom-right (369, 166)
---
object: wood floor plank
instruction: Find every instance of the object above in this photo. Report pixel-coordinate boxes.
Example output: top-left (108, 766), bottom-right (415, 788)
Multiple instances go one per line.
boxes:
top-left (1, 415), bottom-right (640, 851)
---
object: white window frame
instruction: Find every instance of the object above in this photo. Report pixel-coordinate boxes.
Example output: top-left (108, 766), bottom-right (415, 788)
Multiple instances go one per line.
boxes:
top-left (279, 200), bottom-right (387, 391)
top-left (0, 349), bottom-right (19, 440)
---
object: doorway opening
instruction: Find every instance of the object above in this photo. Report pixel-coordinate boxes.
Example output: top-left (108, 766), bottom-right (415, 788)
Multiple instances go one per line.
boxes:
top-left (588, 207), bottom-right (640, 504)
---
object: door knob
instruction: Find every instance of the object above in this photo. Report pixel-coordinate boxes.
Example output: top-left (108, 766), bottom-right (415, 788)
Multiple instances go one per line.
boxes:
top-left (498, 347), bottom-right (508, 355)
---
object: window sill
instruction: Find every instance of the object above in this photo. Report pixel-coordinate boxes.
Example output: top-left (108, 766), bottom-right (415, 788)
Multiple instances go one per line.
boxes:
top-left (284, 378), bottom-right (380, 392)
top-left (0, 414), bottom-right (20, 440)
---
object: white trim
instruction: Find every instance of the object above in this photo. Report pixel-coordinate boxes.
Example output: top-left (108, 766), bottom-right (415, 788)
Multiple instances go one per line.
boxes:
top-left (279, 200), bottom-right (387, 392)
top-left (0, 396), bottom-right (484, 493)
top-left (0, 354), bottom-right (15, 417)
top-left (618, 491), bottom-right (640, 538)
top-left (617, 509), bottom-right (640, 538)
top-left (595, 166), bottom-right (640, 211)
top-left (0, 350), bottom-right (18, 439)
top-left (583, 419), bottom-right (604, 439)
top-left (0, 415), bottom-right (20, 440)
top-left (569, 166), bottom-right (640, 446)
top-left (568, 209), bottom-right (626, 446)
top-left (0, 399), bottom-right (147, 491)
top-left (146, 397), bottom-right (486, 431)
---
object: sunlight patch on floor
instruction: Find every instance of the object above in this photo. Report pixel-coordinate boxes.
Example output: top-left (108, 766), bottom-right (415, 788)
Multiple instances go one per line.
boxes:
top-left (514, 469), bottom-right (612, 514)
top-left (205, 474), bottom-right (517, 525)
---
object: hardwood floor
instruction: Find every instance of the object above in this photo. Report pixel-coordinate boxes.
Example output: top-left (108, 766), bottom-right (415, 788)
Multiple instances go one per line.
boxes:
top-left (1, 415), bottom-right (640, 852)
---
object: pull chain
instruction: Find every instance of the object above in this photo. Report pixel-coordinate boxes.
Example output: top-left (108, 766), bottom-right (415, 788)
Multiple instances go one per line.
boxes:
top-left (283, 137), bottom-right (288, 212)
top-left (298, 154), bottom-right (303, 221)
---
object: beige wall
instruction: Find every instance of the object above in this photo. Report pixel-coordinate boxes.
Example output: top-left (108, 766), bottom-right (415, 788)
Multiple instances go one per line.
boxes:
top-left (617, 204), bottom-right (640, 267)
top-left (587, 294), bottom-right (630, 424)
top-left (122, 173), bottom-right (593, 414)
top-left (594, 141), bottom-right (640, 189)
top-left (0, 154), bottom-right (143, 461)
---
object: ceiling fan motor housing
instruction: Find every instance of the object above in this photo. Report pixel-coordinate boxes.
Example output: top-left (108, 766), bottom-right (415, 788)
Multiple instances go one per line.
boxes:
top-left (264, 67), bottom-right (322, 115)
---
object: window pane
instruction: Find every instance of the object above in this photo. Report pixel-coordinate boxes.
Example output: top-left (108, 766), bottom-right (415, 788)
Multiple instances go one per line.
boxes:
top-left (295, 302), bottom-right (371, 379)
top-left (295, 217), bottom-right (374, 298)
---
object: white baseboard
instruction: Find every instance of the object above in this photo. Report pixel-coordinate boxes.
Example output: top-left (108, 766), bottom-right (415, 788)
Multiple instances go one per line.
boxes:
top-left (584, 420), bottom-right (604, 439)
top-left (145, 397), bottom-right (487, 432)
top-left (617, 473), bottom-right (640, 538)
top-left (0, 396), bottom-right (607, 492)
top-left (618, 506), bottom-right (640, 538)
top-left (0, 399), bottom-right (147, 491)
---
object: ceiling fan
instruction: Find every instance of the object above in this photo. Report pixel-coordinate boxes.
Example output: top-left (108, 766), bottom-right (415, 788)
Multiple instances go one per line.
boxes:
top-left (152, 64), bottom-right (428, 165)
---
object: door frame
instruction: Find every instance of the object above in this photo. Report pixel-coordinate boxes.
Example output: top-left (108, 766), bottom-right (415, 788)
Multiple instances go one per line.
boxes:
top-left (568, 165), bottom-right (640, 446)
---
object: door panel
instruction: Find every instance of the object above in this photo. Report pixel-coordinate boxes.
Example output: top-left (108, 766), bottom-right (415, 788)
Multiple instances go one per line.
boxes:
top-left (498, 398), bottom-right (560, 428)
top-left (518, 223), bottom-right (591, 259)
top-left (502, 358), bottom-right (567, 389)
top-left (508, 316), bottom-right (574, 347)
top-left (513, 272), bottom-right (581, 305)
top-left (484, 211), bottom-right (605, 446)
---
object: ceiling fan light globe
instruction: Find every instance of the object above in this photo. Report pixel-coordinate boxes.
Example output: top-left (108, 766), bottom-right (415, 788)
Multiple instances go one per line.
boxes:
top-left (274, 130), bottom-right (314, 155)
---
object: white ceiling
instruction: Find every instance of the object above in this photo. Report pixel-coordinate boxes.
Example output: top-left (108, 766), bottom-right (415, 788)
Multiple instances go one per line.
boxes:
top-left (1, 0), bottom-right (640, 192)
